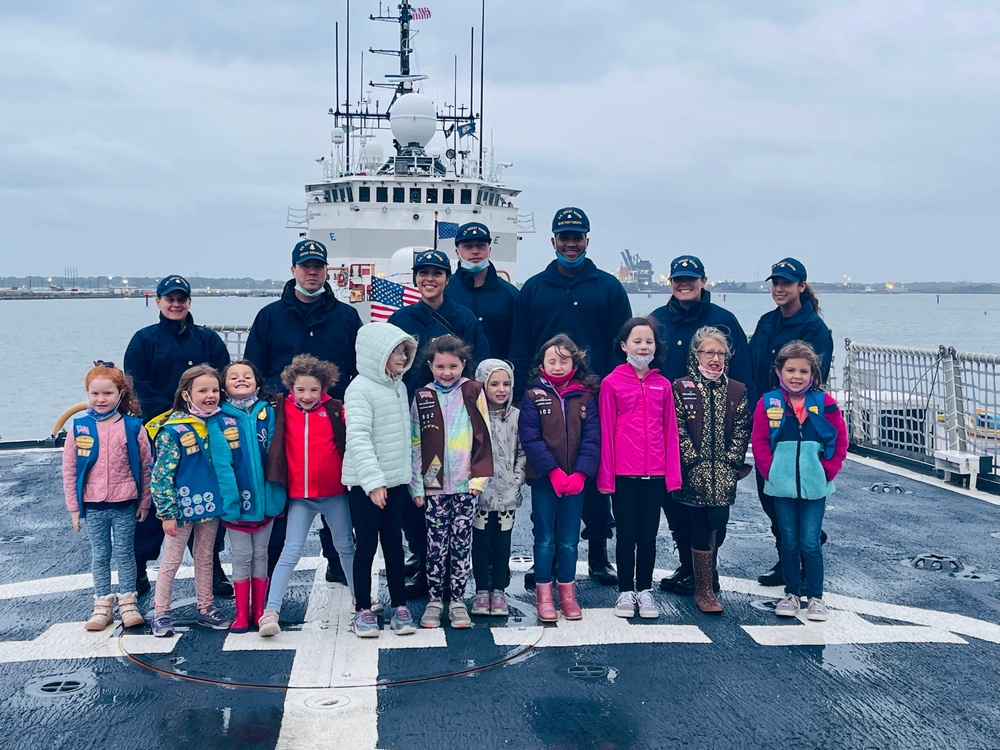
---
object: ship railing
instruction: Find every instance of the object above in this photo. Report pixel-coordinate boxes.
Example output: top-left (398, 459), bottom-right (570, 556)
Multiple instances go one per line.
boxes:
top-left (516, 212), bottom-right (535, 233)
top-left (286, 207), bottom-right (308, 229)
top-left (211, 325), bottom-right (252, 361)
top-left (842, 339), bottom-right (998, 486)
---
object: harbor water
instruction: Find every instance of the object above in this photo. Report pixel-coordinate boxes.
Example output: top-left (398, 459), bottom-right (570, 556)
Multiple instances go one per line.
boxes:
top-left (3, 292), bottom-right (1000, 442)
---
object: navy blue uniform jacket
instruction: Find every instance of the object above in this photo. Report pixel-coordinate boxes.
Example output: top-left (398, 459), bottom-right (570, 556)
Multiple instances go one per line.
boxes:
top-left (388, 296), bottom-right (492, 400)
top-left (749, 300), bottom-right (833, 398)
top-left (509, 258), bottom-right (632, 397)
top-left (244, 280), bottom-right (363, 401)
top-left (649, 289), bottom-right (757, 408)
top-left (446, 263), bottom-right (518, 361)
top-left (124, 313), bottom-right (230, 422)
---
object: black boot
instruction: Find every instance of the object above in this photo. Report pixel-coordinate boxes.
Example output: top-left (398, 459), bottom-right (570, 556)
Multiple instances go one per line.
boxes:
top-left (588, 540), bottom-right (618, 586)
top-left (135, 566), bottom-right (151, 596)
top-left (757, 561), bottom-right (784, 587)
top-left (524, 565), bottom-right (536, 589)
top-left (212, 554), bottom-right (234, 597)
top-left (660, 540), bottom-right (693, 591)
top-left (325, 555), bottom-right (348, 584)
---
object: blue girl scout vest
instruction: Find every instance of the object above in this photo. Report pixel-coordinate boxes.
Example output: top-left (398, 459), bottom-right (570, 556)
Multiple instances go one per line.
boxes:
top-left (211, 404), bottom-right (285, 521)
top-left (73, 414), bottom-right (144, 519)
top-left (164, 422), bottom-right (225, 523)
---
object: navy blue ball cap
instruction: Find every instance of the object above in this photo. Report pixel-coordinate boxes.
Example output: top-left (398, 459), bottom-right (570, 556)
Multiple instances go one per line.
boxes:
top-left (551, 207), bottom-right (590, 234)
top-left (669, 255), bottom-right (706, 279)
top-left (455, 222), bottom-right (492, 245)
top-left (412, 249), bottom-right (452, 272)
top-left (292, 239), bottom-right (328, 265)
top-left (156, 275), bottom-right (191, 297)
top-left (767, 257), bottom-right (807, 283)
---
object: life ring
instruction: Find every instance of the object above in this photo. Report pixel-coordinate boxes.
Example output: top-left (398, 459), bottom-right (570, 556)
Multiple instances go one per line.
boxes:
top-left (51, 403), bottom-right (87, 437)
top-left (336, 271), bottom-right (348, 288)
top-left (968, 408), bottom-right (1000, 439)
top-left (496, 268), bottom-right (512, 283)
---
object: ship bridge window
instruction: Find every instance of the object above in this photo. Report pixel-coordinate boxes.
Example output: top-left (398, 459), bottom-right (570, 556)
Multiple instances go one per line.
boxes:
top-left (426, 188), bottom-right (438, 204)
top-left (443, 189), bottom-right (455, 204)
top-left (345, 187), bottom-right (354, 202)
top-left (410, 188), bottom-right (422, 203)
top-left (460, 189), bottom-right (472, 205)
top-left (393, 187), bottom-right (405, 203)
top-left (358, 186), bottom-right (370, 202)
top-left (376, 187), bottom-right (388, 202)
top-left (475, 189), bottom-right (484, 205)
top-left (330, 189), bottom-right (339, 203)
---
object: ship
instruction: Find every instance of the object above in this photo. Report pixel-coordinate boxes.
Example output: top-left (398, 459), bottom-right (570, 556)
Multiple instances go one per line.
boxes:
top-left (284, 0), bottom-right (533, 306)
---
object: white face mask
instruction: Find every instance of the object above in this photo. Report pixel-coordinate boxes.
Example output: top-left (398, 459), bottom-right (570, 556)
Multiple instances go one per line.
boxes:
top-left (294, 282), bottom-right (324, 298)
top-left (626, 353), bottom-right (655, 371)
top-left (459, 258), bottom-right (490, 273)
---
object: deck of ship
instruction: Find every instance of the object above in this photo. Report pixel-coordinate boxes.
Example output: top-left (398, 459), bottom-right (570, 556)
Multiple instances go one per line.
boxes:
top-left (2, 448), bottom-right (1000, 749)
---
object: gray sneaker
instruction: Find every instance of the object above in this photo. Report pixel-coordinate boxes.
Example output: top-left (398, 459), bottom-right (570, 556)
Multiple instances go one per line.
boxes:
top-left (775, 594), bottom-right (801, 617)
top-left (806, 597), bottom-right (830, 621)
top-left (196, 605), bottom-right (232, 630)
top-left (614, 591), bottom-right (637, 618)
top-left (351, 608), bottom-right (381, 638)
top-left (636, 589), bottom-right (659, 619)
top-left (150, 612), bottom-right (174, 638)
top-left (449, 601), bottom-right (472, 629)
top-left (390, 606), bottom-right (417, 635)
top-left (420, 601), bottom-right (444, 629)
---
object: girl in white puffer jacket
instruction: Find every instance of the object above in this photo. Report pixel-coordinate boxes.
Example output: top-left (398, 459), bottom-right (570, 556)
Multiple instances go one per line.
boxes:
top-left (342, 323), bottom-right (421, 637)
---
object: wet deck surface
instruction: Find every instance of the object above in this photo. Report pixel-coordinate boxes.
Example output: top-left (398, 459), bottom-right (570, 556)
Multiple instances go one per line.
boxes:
top-left (3, 448), bottom-right (1000, 749)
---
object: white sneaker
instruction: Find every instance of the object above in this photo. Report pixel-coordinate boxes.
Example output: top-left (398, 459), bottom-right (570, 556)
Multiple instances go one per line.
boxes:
top-left (636, 589), bottom-right (659, 619)
top-left (806, 597), bottom-right (829, 621)
top-left (775, 594), bottom-right (801, 617)
top-left (614, 591), bottom-right (637, 617)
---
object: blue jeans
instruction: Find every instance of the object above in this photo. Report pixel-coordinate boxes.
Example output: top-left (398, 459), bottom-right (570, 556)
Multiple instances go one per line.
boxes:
top-left (266, 495), bottom-right (356, 612)
top-left (531, 485), bottom-right (584, 585)
top-left (774, 496), bottom-right (825, 598)
top-left (84, 505), bottom-right (137, 596)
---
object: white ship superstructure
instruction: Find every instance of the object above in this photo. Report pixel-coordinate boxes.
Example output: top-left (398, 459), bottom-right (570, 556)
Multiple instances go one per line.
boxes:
top-left (286, 1), bottom-right (533, 298)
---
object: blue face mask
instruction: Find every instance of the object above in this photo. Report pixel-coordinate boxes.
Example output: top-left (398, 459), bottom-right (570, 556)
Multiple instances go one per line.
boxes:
top-left (86, 405), bottom-right (119, 421)
top-left (556, 251), bottom-right (587, 269)
top-left (294, 283), bottom-right (325, 298)
top-left (459, 258), bottom-right (490, 273)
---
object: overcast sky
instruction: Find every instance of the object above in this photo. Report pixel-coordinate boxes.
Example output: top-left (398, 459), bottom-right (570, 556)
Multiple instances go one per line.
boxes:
top-left (2, 0), bottom-right (998, 283)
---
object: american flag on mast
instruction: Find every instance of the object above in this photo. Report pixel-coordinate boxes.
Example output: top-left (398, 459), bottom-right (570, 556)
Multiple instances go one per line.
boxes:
top-left (411, 7), bottom-right (432, 20)
top-left (370, 276), bottom-right (420, 322)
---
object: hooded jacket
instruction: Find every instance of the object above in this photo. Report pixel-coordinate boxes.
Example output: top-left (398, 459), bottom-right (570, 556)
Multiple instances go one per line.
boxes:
top-left (649, 289), bottom-right (757, 408)
top-left (597, 363), bottom-right (682, 495)
top-left (388, 296), bottom-right (492, 400)
top-left (509, 258), bottom-right (632, 397)
top-left (244, 279), bottom-right (363, 401)
top-left (124, 313), bottom-right (230, 422)
top-left (208, 399), bottom-right (287, 527)
top-left (749, 300), bottom-right (833, 398)
top-left (474, 359), bottom-right (527, 512)
top-left (672, 348), bottom-right (752, 508)
top-left (446, 263), bottom-right (519, 360)
top-left (341, 323), bottom-right (418, 494)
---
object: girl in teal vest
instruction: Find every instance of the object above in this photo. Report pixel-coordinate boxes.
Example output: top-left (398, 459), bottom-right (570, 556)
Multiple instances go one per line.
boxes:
top-left (62, 362), bottom-right (152, 632)
top-left (149, 365), bottom-right (232, 637)
top-left (750, 341), bottom-right (848, 622)
top-left (209, 360), bottom-right (286, 634)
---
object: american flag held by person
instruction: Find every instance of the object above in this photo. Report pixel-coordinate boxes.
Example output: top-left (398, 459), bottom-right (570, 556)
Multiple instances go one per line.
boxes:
top-left (370, 276), bottom-right (420, 322)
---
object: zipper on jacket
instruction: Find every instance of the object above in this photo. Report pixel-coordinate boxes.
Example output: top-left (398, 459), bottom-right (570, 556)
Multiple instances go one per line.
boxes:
top-left (641, 378), bottom-right (648, 476)
top-left (303, 410), bottom-right (310, 498)
top-left (795, 420), bottom-right (803, 499)
top-left (709, 385), bottom-right (716, 497)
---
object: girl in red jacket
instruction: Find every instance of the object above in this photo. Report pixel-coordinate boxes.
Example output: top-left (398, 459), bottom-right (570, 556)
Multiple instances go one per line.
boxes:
top-left (598, 318), bottom-right (682, 620)
top-left (258, 354), bottom-right (356, 637)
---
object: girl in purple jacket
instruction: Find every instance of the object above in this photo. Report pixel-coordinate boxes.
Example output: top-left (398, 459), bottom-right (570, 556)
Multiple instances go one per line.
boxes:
top-left (519, 334), bottom-right (601, 623)
top-left (598, 317), bottom-right (682, 620)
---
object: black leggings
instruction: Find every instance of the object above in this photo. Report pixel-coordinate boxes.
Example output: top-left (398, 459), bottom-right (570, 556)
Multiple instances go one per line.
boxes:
top-left (348, 485), bottom-right (408, 611)
top-left (662, 497), bottom-right (728, 555)
top-left (678, 504), bottom-right (731, 551)
top-left (611, 477), bottom-right (666, 592)
top-left (471, 509), bottom-right (515, 591)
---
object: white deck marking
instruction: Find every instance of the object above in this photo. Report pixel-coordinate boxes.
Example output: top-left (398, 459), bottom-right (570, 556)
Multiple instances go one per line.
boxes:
top-left (743, 610), bottom-right (968, 646)
top-left (492, 607), bottom-right (712, 647)
top-left (0, 623), bottom-right (179, 663)
top-left (847, 453), bottom-right (1000, 507)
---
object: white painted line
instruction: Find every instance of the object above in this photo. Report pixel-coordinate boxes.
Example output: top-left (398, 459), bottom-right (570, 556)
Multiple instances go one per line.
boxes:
top-left (847, 453), bottom-right (1000, 507)
top-left (0, 622), bottom-right (179, 663)
top-left (743, 610), bottom-right (968, 647)
top-left (491, 608), bottom-right (712, 647)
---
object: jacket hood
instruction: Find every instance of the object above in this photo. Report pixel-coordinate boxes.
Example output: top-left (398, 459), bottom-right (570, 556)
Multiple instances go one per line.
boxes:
top-left (475, 358), bottom-right (515, 415)
top-left (147, 410), bottom-right (206, 440)
top-left (356, 322), bottom-right (417, 384)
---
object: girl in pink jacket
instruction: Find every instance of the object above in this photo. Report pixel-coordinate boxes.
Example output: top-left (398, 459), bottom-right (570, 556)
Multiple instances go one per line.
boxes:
top-left (598, 317), bottom-right (682, 620)
top-left (63, 362), bottom-right (152, 632)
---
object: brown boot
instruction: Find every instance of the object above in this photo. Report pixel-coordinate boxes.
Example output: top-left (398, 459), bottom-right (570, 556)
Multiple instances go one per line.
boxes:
top-left (117, 592), bottom-right (144, 629)
top-left (535, 582), bottom-right (558, 622)
top-left (85, 595), bottom-right (115, 631)
top-left (692, 550), bottom-right (723, 614)
top-left (557, 582), bottom-right (583, 620)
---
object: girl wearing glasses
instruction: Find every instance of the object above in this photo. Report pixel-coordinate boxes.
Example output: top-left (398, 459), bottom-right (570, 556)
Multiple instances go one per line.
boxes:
top-left (671, 327), bottom-right (752, 614)
top-left (598, 317), bottom-right (682, 620)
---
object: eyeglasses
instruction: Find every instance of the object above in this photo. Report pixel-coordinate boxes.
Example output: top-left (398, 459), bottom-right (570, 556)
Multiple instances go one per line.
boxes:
top-left (696, 350), bottom-right (728, 360)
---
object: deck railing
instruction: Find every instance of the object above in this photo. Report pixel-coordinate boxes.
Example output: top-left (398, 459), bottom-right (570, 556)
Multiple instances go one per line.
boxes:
top-left (842, 340), bottom-right (1000, 478)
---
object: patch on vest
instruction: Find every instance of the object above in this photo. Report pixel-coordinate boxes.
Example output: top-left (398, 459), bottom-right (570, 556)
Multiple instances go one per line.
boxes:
top-left (257, 411), bottom-right (267, 421)
top-left (179, 432), bottom-right (198, 448)
top-left (424, 455), bottom-right (443, 489)
top-left (179, 490), bottom-right (216, 518)
top-left (75, 435), bottom-right (94, 450)
top-left (223, 426), bottom-right (240, 444)
top-left (769, 397), bottom-right (782, 407)
top-left (809, 405), bottom-right (819, 414)
top-left (682, 380), bottom-right (694, 388)
top-left (766, 406), bottom-right (784, 421)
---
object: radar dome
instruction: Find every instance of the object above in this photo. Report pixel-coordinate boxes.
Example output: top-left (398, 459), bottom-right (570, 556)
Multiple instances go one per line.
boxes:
top-left (388, 246), bottom-right (435, 283)
top-left (390, 94), bottom-right (437, 148)
top-left (332, 130), bottom-right (346, 145)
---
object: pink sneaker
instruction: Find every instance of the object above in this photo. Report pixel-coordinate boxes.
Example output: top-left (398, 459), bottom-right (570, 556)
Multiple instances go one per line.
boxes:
top-left (490, 590), bottom-right (509, 616)
top-left (471, 590), bottom-right (490, 616)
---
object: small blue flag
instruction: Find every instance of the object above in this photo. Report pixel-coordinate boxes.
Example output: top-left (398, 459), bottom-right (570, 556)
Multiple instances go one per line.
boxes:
top-left (437, 221), bottom-right (459, 240)
top-left (457, 122), bottom-right (476, 138)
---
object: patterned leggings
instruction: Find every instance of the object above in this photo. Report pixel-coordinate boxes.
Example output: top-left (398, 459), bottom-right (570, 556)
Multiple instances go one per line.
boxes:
top-left (425, 492), bottom-right (476, 602)
top-left (154, 518), bottom-right (219, 614)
